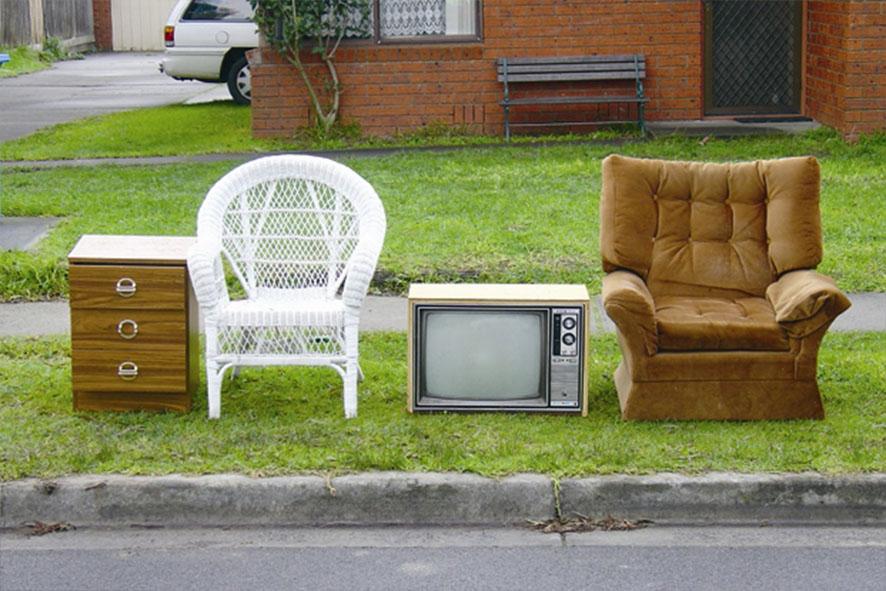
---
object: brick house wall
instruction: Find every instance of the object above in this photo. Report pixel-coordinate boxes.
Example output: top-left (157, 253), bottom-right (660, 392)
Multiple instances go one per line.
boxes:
top-left (92, 0), bottom-right (112, 51)
top-left (806, 0), bottom-right (885, 140)
top-left (252, 0), bottom-right (702, 137)
top-left (252, 0), bottom-right (884, 139)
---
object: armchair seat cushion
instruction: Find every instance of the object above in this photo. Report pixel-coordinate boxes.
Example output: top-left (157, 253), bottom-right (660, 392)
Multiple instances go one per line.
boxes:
top-left (656, 296), bottom-right (791, 352)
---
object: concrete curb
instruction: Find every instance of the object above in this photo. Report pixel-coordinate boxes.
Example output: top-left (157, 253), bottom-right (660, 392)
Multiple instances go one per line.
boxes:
top-left (2, 472), bottom-right (883, 529)
top-left (0, 473), bottom-right (554, 528)
top-left (559, 473), bottom-right (886, 525)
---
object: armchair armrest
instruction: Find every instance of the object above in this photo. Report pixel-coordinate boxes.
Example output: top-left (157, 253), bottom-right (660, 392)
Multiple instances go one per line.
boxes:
top-left (766, 270), bottom-right (851, 338)
top-left (602, 270), bottom-right (658, 355)
top-left (187, 242), bottom-right (228, 320)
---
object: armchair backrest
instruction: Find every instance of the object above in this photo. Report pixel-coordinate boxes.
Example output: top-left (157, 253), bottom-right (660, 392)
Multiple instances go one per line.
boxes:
top-left (196, 155), bottom-right (386, 301)
top-left (601, 155), bottom-right (822, 298)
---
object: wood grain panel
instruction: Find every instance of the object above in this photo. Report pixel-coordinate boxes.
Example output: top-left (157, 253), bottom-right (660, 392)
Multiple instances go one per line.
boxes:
top-left (72, 346), bottom-right (187, 393)
top-left (68, 234), bottom-right (195, 265)
top-left (71, 309), bottom-right (186, 349)
top-left (69, 265), bottom-right (186, 310)
top-left (74, 391), bottom-right (191, 413)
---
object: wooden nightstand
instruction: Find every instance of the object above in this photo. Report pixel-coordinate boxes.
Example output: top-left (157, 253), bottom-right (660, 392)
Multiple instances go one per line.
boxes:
top-left (68, 235), bottom-right (199, 412)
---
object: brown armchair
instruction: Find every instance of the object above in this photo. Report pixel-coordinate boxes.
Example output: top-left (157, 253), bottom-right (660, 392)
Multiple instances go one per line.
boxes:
top-left (601, 155), bottom-right (850, 420)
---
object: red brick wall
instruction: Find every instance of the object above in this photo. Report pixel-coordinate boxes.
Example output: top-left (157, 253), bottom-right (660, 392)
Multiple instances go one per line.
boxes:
top-left (806, 1), bottom-right (885, 139)
top-left (252, 0), bottom-right (704, 137)
top-left (92, 0), bottom-right (113, 51)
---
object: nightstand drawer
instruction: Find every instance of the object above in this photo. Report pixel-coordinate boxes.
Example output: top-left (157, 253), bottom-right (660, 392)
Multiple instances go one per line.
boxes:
top-left (72, 347), bottom-right (188, 393)
top-left (71, 310), bottom-right (186, 349)
top-left (70, 265), bottom-right (186, 310)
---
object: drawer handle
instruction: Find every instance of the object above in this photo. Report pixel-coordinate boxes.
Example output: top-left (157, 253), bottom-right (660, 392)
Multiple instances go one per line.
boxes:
top-left (117, 362), bottom-right (139, 381)
top-left (115, 277), bottom-right (137, 297)
top-left (117, 319), bottom-right (139, 340)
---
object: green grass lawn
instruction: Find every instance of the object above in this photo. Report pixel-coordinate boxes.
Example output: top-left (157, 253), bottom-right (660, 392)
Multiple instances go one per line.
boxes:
top-left (0, 332), bottom-right (882, 481)
top-left (0, 101), bottom-right (633, 161)
top-left (0, 46), bottom-right (51, 78)
top-left (1, 131), bottom-right (884, 301)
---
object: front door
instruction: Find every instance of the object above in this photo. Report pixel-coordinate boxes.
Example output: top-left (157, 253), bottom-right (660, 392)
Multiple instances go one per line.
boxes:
top-left (704, 0), bottom-right (803, 116)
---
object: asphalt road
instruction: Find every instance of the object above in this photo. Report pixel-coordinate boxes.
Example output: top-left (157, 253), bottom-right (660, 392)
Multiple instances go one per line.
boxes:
top-left (2, 526), bottom-right (884, 591)
top-left (0, 52), bottom-right (226, 141)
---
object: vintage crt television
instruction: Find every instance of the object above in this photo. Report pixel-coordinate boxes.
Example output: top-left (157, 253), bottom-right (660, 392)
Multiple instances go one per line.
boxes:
top-left (408, 284), bottom-right (589, 415)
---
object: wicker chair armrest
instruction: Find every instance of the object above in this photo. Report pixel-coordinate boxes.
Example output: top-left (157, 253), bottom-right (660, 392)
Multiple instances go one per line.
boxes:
top-left (342, 214), bottom-right (386, 312)
top-left (766, 270), bottom-right (851, 338)
top-left (187, 242), bottom-right (228, 317)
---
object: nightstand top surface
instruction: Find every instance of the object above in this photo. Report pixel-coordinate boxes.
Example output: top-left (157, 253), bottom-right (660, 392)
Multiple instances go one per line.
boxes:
top-left (68, 235), bottom-right (196, 265)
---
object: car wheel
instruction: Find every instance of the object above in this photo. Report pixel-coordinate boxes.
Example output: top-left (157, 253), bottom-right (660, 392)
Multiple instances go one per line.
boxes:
top-left (227, 55), bottom-right (251, 105)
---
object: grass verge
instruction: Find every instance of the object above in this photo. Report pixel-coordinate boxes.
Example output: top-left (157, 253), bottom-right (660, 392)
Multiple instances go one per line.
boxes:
top-left (0, 332), bottom-right (883, 481)
top-left (0, 101), bottom-right (634, 161)
top-left (1, 131), bottom-right (883, 300)
top-left (0, 46), bottom-right (51, 78)
top-left (0, 39), bottom-right (79, 79)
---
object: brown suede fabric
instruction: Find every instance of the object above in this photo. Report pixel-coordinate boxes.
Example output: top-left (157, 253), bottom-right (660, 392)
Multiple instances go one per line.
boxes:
top-left (656, 296), bottom-right (790, 351)
top-left (602, 271), bottom-right (658, 356)
top-left (600, 155), bottom-right (850, 420)
top-left (766, 269), bottom-right (852, 338)
top-left (601, 154), bottom-right (823, 298)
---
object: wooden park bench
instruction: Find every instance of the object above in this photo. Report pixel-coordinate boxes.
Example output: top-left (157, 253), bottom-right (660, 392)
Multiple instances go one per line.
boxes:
top-left (0, 54), bottom-right (10, 68)
top-left (496, 55), bottom-right (648, 140)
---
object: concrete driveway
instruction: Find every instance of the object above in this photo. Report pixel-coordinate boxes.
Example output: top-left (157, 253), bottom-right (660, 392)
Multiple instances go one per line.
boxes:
top-left (0, 52), bottom-right (230, 141)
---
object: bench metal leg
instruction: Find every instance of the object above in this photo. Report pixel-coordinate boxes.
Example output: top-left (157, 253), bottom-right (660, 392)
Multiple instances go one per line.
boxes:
top-left (504, 104), bottom-right (511, 142)
top-left (638, 102), bottom-right (646, 137)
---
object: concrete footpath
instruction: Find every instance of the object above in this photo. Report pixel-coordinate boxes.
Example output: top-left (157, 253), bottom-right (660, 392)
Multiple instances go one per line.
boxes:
top-left (1, 292), bottom-right (885, 337)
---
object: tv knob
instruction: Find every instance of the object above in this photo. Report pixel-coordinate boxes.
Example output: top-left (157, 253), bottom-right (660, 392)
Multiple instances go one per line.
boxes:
top-left (562, 333), bottom-right (576, 346)
top-left (563, 317), bottom-right (577, 330)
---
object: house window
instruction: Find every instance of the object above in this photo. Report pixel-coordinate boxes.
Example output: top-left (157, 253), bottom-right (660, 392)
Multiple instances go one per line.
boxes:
top-left (378, 0), bottom-right (479, 40)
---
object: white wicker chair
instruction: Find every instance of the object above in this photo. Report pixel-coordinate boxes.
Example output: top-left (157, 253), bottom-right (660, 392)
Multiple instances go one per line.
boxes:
top-left (187, 155), bottom-right (386, 419)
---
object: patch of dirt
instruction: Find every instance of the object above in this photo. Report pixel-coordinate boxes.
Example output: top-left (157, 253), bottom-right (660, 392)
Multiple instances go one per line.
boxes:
top-left (529, 514), bottom-right (652, 534)
top-left (24, 521), bottom-right (75, 536)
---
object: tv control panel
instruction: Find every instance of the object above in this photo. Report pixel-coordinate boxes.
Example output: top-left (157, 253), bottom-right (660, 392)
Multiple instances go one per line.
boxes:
top-left (550, 307), bottom-right (583, 408)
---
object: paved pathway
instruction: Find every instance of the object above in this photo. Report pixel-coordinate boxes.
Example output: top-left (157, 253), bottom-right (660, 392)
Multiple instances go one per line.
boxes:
top-left (0, 293), bottom-right (883, 337)
top-left (0, 52), bottom-right (227, 141)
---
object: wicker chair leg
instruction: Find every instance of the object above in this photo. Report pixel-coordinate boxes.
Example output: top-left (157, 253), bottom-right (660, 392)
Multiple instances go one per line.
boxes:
top-left (207, 363), bottom-right (222, 419)
top-left (344, 361), bottom-right (358, 419)
top-left (343, 320), bottom-right (359, 418)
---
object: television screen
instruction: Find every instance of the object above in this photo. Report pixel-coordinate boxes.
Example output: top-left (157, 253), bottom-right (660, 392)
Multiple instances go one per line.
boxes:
top-left (420, 309), bottom-right (545, 400)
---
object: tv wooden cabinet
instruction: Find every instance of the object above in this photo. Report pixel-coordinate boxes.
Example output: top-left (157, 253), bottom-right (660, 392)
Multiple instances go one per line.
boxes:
top-left (68, 235), bottom-right (199, 412)
top-left (408, 283), bottom-right (591, 415)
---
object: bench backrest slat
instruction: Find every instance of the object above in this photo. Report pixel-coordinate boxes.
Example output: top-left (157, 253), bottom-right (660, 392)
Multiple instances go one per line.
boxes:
top-left (499, 55), bottom-right (643, 65)
top-left (497, 55), bottom-right (645, 83)
top-left (500, 63), bottom-right (643, 75)
top-left (500, 71), bottom-right (643, 83)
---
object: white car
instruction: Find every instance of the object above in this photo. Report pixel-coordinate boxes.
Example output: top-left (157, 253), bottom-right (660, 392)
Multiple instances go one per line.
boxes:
top-left (160, 0), bottom-right (258, 105)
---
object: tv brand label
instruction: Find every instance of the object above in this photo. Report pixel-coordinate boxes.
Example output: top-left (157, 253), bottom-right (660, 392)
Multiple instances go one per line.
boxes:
top-left (550, 400), bottom-right (579, 407)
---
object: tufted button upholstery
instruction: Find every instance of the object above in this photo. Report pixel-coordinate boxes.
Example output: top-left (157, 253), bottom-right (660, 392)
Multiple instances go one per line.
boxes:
top-left (655, 296), bottom-right (790, 351)
top-left (601, 155), bottom-right (822, 299)
top-left (599, 154), bottom-right (849, 420)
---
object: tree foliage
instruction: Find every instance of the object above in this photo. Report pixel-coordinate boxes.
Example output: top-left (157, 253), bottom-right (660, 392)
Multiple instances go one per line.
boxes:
top-left (250, 0), bottom-right (371, 134)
